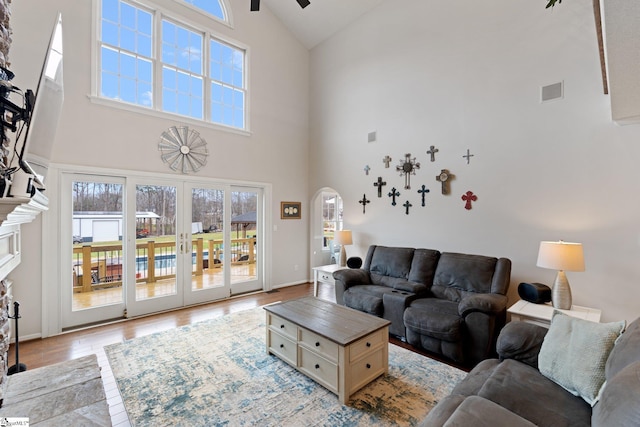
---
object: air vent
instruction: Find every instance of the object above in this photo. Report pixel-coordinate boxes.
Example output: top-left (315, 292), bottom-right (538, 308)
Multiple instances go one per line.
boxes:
top-left (541, 82), bottom-right (564, 102)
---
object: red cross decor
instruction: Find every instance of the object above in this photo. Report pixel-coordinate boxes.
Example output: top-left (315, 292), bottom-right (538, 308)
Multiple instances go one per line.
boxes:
top-left (462, 191), bottom-right (477, 210)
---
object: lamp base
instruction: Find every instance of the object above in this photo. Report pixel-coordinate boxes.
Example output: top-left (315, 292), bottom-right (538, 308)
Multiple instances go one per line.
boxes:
top-left (552, 270), bottom-right (572, 310)
top-left (339, 246), bottom-right (347, 267)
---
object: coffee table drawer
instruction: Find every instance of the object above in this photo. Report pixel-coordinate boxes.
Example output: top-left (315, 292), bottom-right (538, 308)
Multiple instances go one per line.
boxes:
top-left (299, 328), bottom-right (339, 362)
top-left (299, 347), bottom-right (338, 392)
top-left (268, 313), bottom-right (297, 341)
top-left (350, 329), bottom-right (385, 362)
top-left (349, 347), bottom-right (385, 394)
top-left (268, 330), bottom-right (297, 366)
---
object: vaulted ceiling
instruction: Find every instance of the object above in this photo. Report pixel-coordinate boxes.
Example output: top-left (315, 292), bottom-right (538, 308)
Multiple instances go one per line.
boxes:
top-left (261, 0), bottom-right (385, 49)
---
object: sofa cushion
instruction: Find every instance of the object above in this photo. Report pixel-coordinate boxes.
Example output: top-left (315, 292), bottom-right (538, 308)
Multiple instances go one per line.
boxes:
top-left (431, 253), bottom-right (497, 302)
top-left (404, 299), bottom-right (462, 342)
top-left (605, 317), bottom-right (640, 380)
top-left (407, 248), bottom-right (440, 285)
top-left (368, 246), bottom-right (414, 279)
top-left (343, 289), bottom-right (383, 316)
top-left (538, 311), bottom-right (625, 406)
top-left (477, 359), bottom-right (592, 426)
top-left (592, 361), bottom-right (640, 427)
top-left (442, 396), bottom-right (537, 427)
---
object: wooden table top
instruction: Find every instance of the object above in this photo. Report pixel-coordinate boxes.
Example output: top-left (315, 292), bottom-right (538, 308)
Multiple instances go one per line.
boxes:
top-left (264, 297), bottom-right (390, 346)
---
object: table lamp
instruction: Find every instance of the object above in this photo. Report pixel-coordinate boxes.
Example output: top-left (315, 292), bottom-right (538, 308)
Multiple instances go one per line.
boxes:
top-left (536, 241), bottom-right (585, 309)
top-left (334, 230), bottom-right (353, 267)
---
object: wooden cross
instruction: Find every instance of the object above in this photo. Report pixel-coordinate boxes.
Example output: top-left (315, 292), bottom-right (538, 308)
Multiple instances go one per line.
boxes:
top-left (373, 176), bottom-right (387, 198)
top-left (403, 200), bottom-right (412, 215)
top-left (396, 153), bottom-right (420, 190)
top-left (364, 165), bottom-right (371, 175)
top-left (388, 187), bottom-right (400, 206)
top-left (383, 155), bottom-right (392, 168)
top-left (427, 145), bottom-right (439, 162)
top-left (417, 185), bottom-right (430, 206)
top-left (436, 169), bottom-right (454, 195)
top-left (463, 149), bottom-right (474, 164)
top-left (359, 194), bottom-right (370, 214)
top-left (462, 191), bottom-right (477, 210)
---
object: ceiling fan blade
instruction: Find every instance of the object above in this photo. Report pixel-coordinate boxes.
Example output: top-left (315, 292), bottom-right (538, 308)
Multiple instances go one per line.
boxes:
top-left (251, 0), bottom-right (260, 11)
top-left (297, 0), bottom-right (310, 8)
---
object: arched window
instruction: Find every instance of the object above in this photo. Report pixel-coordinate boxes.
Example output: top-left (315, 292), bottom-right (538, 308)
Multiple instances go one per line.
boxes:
top-left (179, 0), bottom-right (227, 22)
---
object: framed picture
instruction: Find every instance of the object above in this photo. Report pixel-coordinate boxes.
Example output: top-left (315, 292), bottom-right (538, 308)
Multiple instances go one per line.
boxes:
top-left (281, 201), bottom-right (301, 219)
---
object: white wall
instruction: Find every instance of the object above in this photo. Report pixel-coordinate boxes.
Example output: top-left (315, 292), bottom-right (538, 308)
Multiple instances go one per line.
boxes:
top-left (309, 0), bottom-right (640, 323)
top-left (8, 0), bottom-right (310, 337)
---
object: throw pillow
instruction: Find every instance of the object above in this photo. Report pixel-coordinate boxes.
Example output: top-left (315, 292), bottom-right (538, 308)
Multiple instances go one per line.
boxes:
top-left (538, 311), bottom-right (625, 406)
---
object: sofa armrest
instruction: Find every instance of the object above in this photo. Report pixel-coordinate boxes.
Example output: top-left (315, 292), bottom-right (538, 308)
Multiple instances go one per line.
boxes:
top-left (496, 321), bottom-right (548, 369)
top-left (333, 269), bottom-right (370, 305)
top-left (458, 293), bottom-right (508, 317)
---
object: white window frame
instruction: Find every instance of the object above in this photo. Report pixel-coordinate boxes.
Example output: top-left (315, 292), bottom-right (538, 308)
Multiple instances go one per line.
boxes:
top-left (90, 0), bottom-right (250, 135)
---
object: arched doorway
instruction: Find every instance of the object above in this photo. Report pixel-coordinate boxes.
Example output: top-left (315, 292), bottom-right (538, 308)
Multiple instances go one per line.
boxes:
top-left (309, 187), bottom-right (343, 269)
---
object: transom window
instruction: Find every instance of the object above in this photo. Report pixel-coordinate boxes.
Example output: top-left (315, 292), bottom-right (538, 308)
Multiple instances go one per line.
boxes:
top-left (180, 0), bottom-right (225, 20)
top-left (97, 0), bottom-right (246, 130)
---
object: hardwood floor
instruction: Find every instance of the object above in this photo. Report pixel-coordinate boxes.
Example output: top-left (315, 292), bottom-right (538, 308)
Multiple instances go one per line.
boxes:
top-left (7, 282), bottom-right (466, 426)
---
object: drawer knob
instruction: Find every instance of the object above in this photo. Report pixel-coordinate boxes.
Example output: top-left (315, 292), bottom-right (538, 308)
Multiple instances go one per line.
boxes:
top-left (366, 342), bottom-right (371, 347)
top-left (280, 324), bottom-right (285, 328)
top-left (280, 344), bottom-right (284, 348)
top-left (315, 342), bottom-right (320, 347)
top-left (366, 363), bottom-right (371, 369)
top-left (315, 364), bottom-right (320, 369)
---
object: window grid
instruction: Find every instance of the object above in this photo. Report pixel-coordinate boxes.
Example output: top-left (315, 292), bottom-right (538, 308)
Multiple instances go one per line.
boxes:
top-left (100, 0), bottom-right (154, 106)
top-left (98, 0), bottom-right (246, 130)
top-left (161, 19), bottom-right (204, 119)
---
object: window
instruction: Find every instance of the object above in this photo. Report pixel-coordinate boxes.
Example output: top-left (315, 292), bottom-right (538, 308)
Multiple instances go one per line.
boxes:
top-left (322, 192), bottom-right (343, 250)
top-left (97, 0), bottom-right (247, 130)
top-left (100, 0), bottom-right (153, 106)
top-left (180, 0), bottom-right (225, 20)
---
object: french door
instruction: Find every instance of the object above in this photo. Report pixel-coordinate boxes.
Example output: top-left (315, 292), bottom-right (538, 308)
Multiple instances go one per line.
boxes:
top-left (61, 173), bottom-right (263, 328)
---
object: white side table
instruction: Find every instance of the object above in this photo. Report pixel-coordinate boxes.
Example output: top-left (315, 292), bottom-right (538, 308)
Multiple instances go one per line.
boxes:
top-left (312, 264), bottom-right (348, 297)
top-left (508, 300), bottom-right (602, 328)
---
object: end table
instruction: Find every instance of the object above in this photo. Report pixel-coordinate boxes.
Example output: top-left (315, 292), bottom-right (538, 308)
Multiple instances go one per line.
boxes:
top-left (312, 264), bottom-right (348, 297)
top-left (508, 300), bottom-right (602, 328)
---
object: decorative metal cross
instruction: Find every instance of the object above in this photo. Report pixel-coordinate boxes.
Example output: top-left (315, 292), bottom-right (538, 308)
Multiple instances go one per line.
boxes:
top-left (359, 194), bottom-right (370, 214)
top-left (374, 176), bottom-right (387, 198)
top-left (463, 149), bottom-right (474, 164)
top-left (383, 155), bottom-right (392, 168)
top-left (417, 185), bottom-right (430, 206)
top-left (388, 187), bottom-right (400, 206)
top-left (427, 145), bottom-right (439, 162)
top-left (462, 191), bottom-right (477, 210)
top-left (364, 165), bottom-right (371, 175)
top-left (436, 169), bottom-right (454, 195)
top-left (396, 153), bottom-right (420, 190)
top-left (403, 200), bottom-right (412, 215)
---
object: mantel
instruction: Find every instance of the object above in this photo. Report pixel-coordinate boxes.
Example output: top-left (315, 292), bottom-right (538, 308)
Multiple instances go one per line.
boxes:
top-left (0, 191), bottom-right (49, 227)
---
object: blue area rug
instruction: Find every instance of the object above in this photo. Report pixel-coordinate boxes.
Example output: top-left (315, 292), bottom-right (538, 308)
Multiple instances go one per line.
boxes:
top-left (105, 306), bottom-right (466, 426)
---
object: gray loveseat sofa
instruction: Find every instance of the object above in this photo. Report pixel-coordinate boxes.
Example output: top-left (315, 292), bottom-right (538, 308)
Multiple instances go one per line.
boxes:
top-left (421, 316), bottom-right (640, 426)
top-left (333, 245), bottom-right (511, 366)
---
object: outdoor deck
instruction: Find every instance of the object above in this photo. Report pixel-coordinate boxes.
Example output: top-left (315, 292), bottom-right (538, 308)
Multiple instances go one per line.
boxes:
top-left (72, 263), bottom-right (257, 311)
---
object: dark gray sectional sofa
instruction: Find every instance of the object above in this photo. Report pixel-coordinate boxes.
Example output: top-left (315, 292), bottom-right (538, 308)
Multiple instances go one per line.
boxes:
top-left (333, 245), bottom-right (512, 366)
top-left (421, 316), bottom-right (640, 426)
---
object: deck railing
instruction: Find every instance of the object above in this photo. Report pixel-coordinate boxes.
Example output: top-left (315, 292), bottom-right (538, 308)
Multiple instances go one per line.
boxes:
top-left (72, 237), bottom-right (256, 293)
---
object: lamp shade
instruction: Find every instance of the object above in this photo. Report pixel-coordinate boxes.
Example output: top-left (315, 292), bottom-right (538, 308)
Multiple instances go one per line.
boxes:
top-left (334, 230), bottom-right (353, 246)
top-left (536, 241), bottom-right (585, 272)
